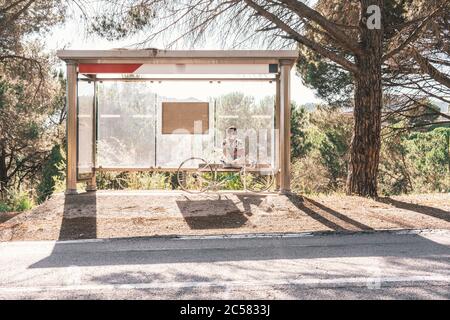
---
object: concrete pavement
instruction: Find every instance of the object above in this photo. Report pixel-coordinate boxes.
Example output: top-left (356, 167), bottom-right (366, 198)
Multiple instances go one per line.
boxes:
top-left (0, 230), bottom-right (449, 299)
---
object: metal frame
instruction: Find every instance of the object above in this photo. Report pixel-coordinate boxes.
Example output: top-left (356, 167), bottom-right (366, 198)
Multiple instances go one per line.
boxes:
top-left (87, 77), bottom-right (276, 81)
top-left (58, 50), bottom-right (296, 194)
top-left (66, 62), bottom-right (78, 194)
top-left (279, 60), bottom-right (292, 192)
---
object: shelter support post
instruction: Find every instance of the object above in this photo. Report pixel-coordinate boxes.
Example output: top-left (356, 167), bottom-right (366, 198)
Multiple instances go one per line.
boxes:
top-left (279, 60), bottom-right (292, 193)
top-left (86, 85), bottom-right (97, 193)
top-left (86, 175), bottom-right (97, 192)
top-left (275, 75), bottom-right (281, 191)
top-left (66, 62), bottom-right (78, 194)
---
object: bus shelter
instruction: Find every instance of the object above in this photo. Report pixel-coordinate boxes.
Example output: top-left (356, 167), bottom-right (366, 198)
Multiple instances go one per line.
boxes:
top-left (57, 50), bottom-right (297, 194)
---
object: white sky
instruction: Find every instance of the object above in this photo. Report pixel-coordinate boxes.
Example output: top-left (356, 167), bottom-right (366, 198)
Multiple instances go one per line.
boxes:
top-left (45, 15), bottom-right (321, 105)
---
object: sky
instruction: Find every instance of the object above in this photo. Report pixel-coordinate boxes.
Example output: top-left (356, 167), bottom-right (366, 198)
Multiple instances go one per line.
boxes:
top-left (45, 14), bottom-right (322, 106)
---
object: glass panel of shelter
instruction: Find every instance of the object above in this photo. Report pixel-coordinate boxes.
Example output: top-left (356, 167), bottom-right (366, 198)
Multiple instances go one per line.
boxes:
top-left (77, 80), bottom-right (95, 180)
top-left (81, 78), bottom-right (276, 172)
top-left (96, 81), bottom-right (157, 168)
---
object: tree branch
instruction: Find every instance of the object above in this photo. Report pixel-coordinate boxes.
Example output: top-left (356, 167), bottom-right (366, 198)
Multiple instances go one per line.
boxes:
top-left (4, 0), bottom-right (35, 23)
top-left (244, 0), bottom-right (359, 74)
top-left (0, 0), bottom-right (30, 13)
top-left (278, 0), bottom-right (363, 55)
top-left (383, 1), bottom-right (449, 61)
top-left (410, 49), bottom-right (450, 89)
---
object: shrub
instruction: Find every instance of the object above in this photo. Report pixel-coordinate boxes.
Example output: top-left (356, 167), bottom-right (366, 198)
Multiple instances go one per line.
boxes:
top-left (378, 130), bottom-right (412, 196)
top-left (291, 104), bottom-right (312, 158)
top-left (96, 171), bottom-right (172, 190)
top-left (290, 107), bottom-right (449, 195)
top-left (291, 154), bottom-right (333, 194)
top-left (405, 127), bottom-right (450, 193)
top-left (290, 106), bottom-right (352, 194)
top-left (0, 188), bottom-right (34, 212)
top-left (0, 202), bottom-right (11, 212)
top-left (14, 196), bottom-right (34, 211)
top-left (37, 144), bottom-right (65, 203)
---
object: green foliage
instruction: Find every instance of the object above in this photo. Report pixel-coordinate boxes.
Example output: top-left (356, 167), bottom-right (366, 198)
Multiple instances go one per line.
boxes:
top-left (0, 48), bottom-right (65, 195)
top-left (36, 144), bottom-right (65, 203)
top-left (404, 128), bottom-right (450, 192)
top-left (378, 131), bottom-right (412, 195)
top-left (0, 188), bottom-right (34, 212)
top-left (0, 202), bottom-right (11, 212)
top-left (297, 55), bottom-right (353, 107)
top-left (215, 172), bottom-right (243, 190)
top-left (0, 0), bottom-right (67, 200)
top-left (379, 127), bottom-right (450, 195)
top-left (291, 107), bottom-right (353, 193)
top-left (90, 3), bottom-right (154, 40)
top-left (311, 109), bottom-right (352, 187)
top-left (14, 196), bottom-right (34, 212)
top-left (96, 171), bottom-right (172, 190)
top-left (291, 107), bottom-right (449, 195)
top-left (291, 103), bottom-right (312, 158)
top-left (291, 152), bottom-right (332, 194)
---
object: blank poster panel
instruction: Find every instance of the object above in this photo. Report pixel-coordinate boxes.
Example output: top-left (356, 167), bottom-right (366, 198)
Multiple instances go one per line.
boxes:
top-left (162, 102), bottom-right (209, 134)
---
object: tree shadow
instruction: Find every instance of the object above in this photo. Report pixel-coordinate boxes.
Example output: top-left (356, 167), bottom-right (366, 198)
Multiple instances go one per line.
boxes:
top-left (0, 212), bottom-right (20, 224)
top-left (286, 193), bottom-right (373, 231)
top-left (376, 197), bottom-right (450, 223)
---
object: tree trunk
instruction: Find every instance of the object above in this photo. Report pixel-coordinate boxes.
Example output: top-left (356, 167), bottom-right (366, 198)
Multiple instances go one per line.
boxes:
top-left (346, 0), bottom-right (383, 197)
top-left (0, 146), bottom-right (8, 199)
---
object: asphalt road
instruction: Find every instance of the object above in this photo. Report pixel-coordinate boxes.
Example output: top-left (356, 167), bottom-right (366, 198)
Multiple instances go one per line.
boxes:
top-left (0, 230), bottom-right (449, 299)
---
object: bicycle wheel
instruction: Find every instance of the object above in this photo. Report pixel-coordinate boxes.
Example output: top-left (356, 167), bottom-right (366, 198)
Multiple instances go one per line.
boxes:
top-left (177, 157), bottom-right (214, 193)
top-left (240, 167), bottom-right (275, 192)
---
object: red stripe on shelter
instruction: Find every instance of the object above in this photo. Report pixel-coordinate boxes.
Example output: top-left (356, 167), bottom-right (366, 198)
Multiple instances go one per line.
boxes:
top-left (79, 64), bottom-right (142, 74)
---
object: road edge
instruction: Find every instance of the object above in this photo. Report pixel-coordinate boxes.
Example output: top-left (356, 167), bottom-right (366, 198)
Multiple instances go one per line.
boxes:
top-left (2, 228), bottom-right (449, 245)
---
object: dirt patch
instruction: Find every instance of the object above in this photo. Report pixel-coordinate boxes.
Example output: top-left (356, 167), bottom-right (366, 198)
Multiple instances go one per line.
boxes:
top-left (0, 191), bottom-right (449, 241)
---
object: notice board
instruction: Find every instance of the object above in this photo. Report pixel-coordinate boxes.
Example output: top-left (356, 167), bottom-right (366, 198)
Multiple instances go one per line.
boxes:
top-left (162, 102), bottom-right (209, 134)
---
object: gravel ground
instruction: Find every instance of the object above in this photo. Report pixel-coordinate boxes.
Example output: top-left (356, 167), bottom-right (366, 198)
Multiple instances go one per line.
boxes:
top-left (0, 191), bottom-right (449, 241)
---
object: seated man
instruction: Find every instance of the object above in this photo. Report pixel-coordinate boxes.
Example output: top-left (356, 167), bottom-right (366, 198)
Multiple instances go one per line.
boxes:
top-left (221, 126), bottom-right (245, 168)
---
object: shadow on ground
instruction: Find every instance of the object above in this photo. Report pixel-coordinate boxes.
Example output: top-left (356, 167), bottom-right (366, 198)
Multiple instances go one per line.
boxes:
top-left (0, 212), bottom-right (20, 224)
top-left (30, 231), bottom-right (450, 268)
top-left (176, 197), bottom-right (248, 229)
top-left (377, 197), bottom-right (450, 223)
top-left (59, 192), bottom-right (97, 240)
top-left (25, 191), bottom-right (450, 269)
top-left (286, 194), bottom-right (374, 231)
top-left (175, 194), bottom-right (266, 229)
top-left (58, 192), bottom-right (97, 240)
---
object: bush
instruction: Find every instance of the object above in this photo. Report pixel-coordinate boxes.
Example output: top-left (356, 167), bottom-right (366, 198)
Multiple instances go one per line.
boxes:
top-left (291, 153), bottom-right (332, 194)
top-left (14, 196), bottom-right (34, 211)
top-left (291, 104), bottom-right (312, 158)
top-left (0, 188), bottom-right (34, 212)
top-left (405, 127), bottom-right (450, 193)
top-left (96, 171), bottom-right (172, 190)
top-left (37, 144), bottom-right (65, 203)
top-left (0, 202), bottom-right (11, 212)
top-left (378, 131), bottom-right (412, 196)
top-left (290, 106), bottom-right (352, 194)
top-left (290, 107), bottom-right (449, 196)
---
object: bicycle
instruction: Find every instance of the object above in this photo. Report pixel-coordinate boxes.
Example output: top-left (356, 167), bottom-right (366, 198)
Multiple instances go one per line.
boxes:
top-left (176, 148), bottom-right (275, 193)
